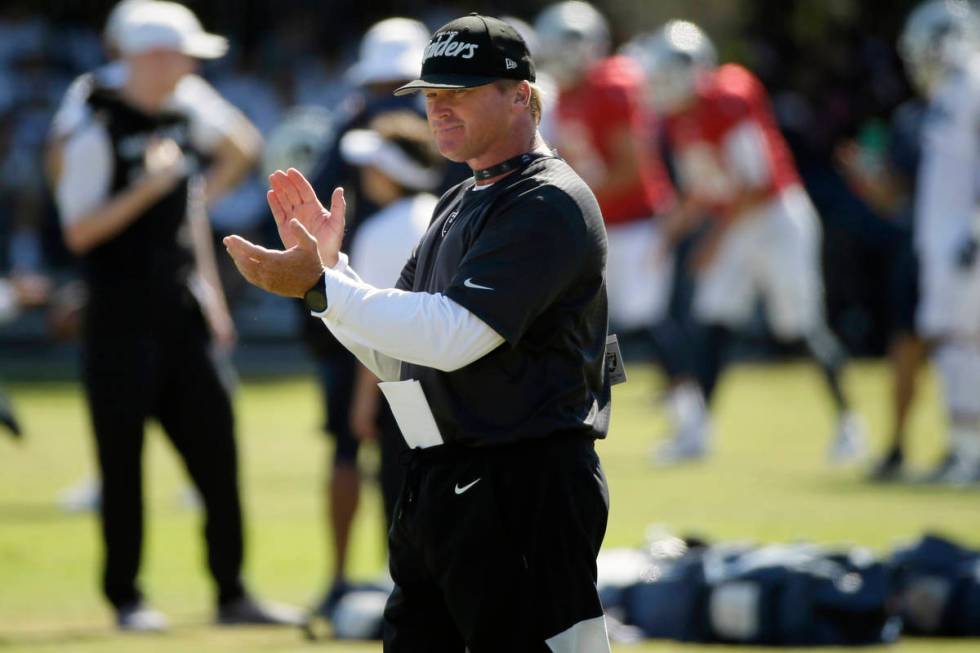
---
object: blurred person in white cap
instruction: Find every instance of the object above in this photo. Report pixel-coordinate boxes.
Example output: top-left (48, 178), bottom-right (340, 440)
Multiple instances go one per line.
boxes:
top-left (898, 0), bottom-right (980, 484)
top-left (50, 0), bottom-right (299, 631)
top-left (46, 0), bottom-right (261, 515)
top-left (294, 16), bottom-right (467, 624)
top-left (304, 110), bottom-right (444, 636)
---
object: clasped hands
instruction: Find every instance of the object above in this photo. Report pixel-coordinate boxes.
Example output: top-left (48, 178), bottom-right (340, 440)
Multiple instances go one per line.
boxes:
top-left (223, 168), bottom-right (346, 298)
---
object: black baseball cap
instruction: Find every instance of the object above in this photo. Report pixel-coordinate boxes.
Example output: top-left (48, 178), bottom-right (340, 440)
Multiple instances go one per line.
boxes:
top-left (393, 13), bottom-right (535, 96)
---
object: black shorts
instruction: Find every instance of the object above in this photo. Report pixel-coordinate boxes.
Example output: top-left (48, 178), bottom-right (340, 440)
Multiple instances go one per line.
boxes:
top-left (384, 435), bottom-right (610, 652)
top-left (316, 351), bottom-right (358, 464)
top-left (886, 238), bottom-right (919, 337)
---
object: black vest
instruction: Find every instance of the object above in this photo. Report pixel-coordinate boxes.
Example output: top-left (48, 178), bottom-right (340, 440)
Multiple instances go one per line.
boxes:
top-left (81, 88), bottom-right (199, 330)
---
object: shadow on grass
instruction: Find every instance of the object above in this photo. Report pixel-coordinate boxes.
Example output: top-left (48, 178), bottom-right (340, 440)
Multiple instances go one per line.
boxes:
top-left (805, 474), bottom-right (980, 497)
top-left (0, 626), bottom-right (115, 648)
top-left (0, 621), bottom-right (227, 649)
top-left (0, 501), bottom-right (87, 524)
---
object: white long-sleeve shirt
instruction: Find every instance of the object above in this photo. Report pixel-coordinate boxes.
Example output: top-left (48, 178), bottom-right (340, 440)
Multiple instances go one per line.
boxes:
top-left (312, 254), bottom-right (505, 381)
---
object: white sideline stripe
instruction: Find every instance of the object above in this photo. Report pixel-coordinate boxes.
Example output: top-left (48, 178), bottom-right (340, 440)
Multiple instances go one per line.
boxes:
top-left (545, 615), bottom-right (610, 653)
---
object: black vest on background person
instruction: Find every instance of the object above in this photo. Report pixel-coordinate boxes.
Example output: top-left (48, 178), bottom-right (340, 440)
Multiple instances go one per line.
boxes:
top-left (81, 87), bottom-right (200, 336)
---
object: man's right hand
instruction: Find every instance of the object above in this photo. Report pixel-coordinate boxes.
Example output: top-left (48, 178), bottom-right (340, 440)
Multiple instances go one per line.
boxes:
top-left (267, 168), bottom-right (346, 268)
top-left (143, 137), bottom-right (186, 196)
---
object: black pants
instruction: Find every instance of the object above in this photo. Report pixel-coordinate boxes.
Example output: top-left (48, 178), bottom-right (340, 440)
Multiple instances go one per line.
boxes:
top-left (82, 307), bottom-right (244, 609)
top-left (384, 435), bottom-right (610, 652)
top-left (378, 403), bottom-right (407, 535)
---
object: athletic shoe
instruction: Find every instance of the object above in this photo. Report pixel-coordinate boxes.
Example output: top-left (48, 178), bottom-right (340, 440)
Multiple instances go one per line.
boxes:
top-left (302, 580), bottom-right (353, 640)
top-left (867, 448), bottom-right (904, 482)
top-left (117, 602), bottom-right (169, 632)
top-left (216, 595), bottom-right (304, 626)
top-left (917, 452), bottom-right (959, 484)
top-left (651, 421), bottom-right (710, 466)
top-left (827, 412), bottom-right (867, 464)
top-left (926, 454), bottom-right (980, 487)
top-left (312, 580), bottom-right (352, 620)
top-left (177, 485), bottom-right (202, 510)
top-left (57, 477), bottom-right (101, 513)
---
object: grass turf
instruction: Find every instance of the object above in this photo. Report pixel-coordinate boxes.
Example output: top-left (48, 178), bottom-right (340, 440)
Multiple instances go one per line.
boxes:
top-left (0, 360), bottom-right (977, 652)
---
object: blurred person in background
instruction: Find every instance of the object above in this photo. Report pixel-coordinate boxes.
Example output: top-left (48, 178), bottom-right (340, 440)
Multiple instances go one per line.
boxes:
top-left (639, 20), bottom-right (866, 464)
top-left (535, 1), bottom-right (709, 463)
top-left (296, 16), bottom-right (444, 622)
top-left (898, 0), bottom-right (980, 484)
top-left (0, 273), bottom-right (50, 438)
top-left (342, 111), bottom-right (443, 530)
top-left (46, 0), bottom-right (261, 513)
top-left (302, 110), bottom-right (444, 636)
top-left (835, 98), bottom-right (928, 481)
top-left (208, 48), bottom-right (285, 304)
top-left (0, 7), bottom-right (64, 339)
top-left (50, 1), bottom-right (298, 630)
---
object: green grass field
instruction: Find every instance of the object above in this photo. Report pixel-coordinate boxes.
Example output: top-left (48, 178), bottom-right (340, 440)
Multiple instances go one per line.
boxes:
top-left (1, 360), bottom-right (978, 652)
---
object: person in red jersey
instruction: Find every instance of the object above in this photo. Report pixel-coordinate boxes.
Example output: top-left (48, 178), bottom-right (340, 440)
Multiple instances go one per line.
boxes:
top-left (536, 2), bottom-right (709, 462)
top-left (639, 20), bottom-right (866, 464)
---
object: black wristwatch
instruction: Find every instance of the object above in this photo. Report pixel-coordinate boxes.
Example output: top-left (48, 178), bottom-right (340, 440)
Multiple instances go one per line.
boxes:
top-left (303, 273), bottom-right (328, 313)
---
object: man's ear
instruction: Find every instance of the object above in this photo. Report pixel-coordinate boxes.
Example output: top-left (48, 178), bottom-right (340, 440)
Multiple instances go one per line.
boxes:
top-left (514, 81), bottom-right (531, 107)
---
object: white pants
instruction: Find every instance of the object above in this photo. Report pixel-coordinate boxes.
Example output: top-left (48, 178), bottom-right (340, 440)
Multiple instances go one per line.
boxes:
top-left (917, 245), bottom-right (980, 340)
top-left (694, 185), bottom-right (822, 339)
top-left (934, 341), bottom-right (980, 418)
top-left (605, 218), bottom-right (673, 331)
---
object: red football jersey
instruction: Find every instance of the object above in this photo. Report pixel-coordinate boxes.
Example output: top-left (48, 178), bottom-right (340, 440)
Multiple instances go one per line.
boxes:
top-left (555, 55), bottom-right (675, 224)
top-left (663, 63), bottom-right (799, 214)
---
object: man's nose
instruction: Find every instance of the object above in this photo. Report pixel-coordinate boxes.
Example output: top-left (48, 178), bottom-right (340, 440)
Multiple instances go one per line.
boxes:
top-left (427, 97), bottom-right (451, 118)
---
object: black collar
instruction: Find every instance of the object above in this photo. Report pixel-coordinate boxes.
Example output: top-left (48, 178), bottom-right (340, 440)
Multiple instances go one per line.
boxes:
top-left (472, 151), bottom-right (550, 181)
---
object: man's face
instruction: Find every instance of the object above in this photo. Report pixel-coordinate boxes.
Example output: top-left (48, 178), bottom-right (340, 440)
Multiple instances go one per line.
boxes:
top-left (132, 49), bottom-right (198, 94)
top-left (424, 84), bottom-right (513, 163)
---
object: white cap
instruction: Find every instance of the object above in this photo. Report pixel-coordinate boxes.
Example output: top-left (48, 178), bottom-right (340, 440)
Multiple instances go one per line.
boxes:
top-left (347, 18), bottom-right (430, 86)
top-left (340, 129), bottom-right (440, 191)
top-left (115, 1), bottom-right (228, 59)
top-left (104, 0), bottom-right (151, 48)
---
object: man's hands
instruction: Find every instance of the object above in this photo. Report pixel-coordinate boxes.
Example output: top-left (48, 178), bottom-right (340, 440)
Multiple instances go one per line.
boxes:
top-left (268, 168), bottom-right (346, 268)
top-left (223, 168), bottom-right (346, 299)
top-left (143, 137), bottom-right (187, 196)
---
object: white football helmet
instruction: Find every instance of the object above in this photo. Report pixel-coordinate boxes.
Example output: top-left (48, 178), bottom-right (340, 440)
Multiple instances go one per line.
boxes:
top-left (533, 1), bottom-right (611, 87)
top-left (637, 20), bottom-right (717, 115)
top-left (899, 0), bottom-right (980, 97)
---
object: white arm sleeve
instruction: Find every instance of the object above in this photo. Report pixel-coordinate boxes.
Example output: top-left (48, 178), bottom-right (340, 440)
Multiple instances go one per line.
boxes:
top-left (319, 257), bottom-right (402, 381)
top-left (50, 75), bottom-right (92, 141)
top-left (312, 255), bottom-right (506, 375)
top-left (171, 75), bottom-right (248, 152)
top-left (50, 63), bottom-right (127, 141)
top-left (722, 120), bottom-right (772, 190)
top-left (55, 121), bottom-right (113, 225)
top-left (326, 322), bottom-right (405, 382)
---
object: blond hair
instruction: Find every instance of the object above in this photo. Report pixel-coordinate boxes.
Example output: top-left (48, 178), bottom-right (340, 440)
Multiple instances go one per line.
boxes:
top-left (495, 80), bottom-right (543, 126)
